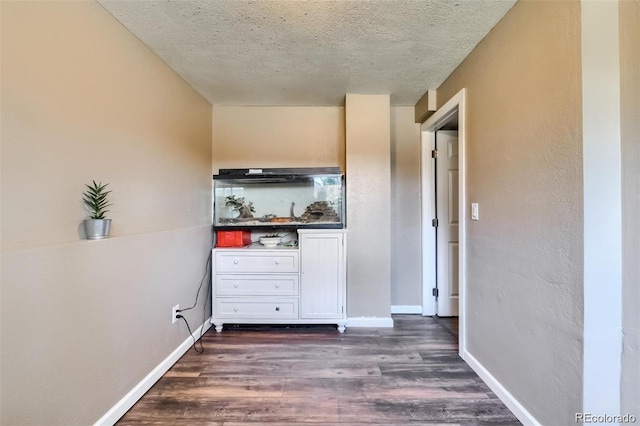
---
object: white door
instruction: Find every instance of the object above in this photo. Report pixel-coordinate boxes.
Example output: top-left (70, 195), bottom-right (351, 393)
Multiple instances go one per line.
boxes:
top-left (436, 130), bottom-right (459, 316)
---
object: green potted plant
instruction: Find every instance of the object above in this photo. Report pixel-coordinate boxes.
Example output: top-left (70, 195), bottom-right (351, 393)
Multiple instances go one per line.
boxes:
top-left (82, 180), bottom-right (112, 239)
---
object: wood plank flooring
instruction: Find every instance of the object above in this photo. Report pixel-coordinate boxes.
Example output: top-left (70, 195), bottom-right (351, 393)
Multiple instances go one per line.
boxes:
top-left (117, 315), bottom-right (519, 425)
top-left (433, 316), bottom-right (459, 341)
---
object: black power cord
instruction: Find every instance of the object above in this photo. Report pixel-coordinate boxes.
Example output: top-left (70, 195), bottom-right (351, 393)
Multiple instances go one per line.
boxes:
top-left (176, 315), bottom-right (204, 353)
top-left (177, 250), bottom-right (212, 313)
top-left (175, 241), bottom-right (213, 354)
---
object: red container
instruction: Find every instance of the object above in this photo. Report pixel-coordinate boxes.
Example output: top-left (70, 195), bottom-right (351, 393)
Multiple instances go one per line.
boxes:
top-left (216, 230), bottom-right (251, 247)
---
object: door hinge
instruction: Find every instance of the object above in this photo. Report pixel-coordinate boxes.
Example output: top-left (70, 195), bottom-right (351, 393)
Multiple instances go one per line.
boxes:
top-left (432, 218), bottom-right (439, 227)
top-left (432, 288), bottom-right (439, 298)
top-left (431, 149), bottom-right (438, 158)
top-left (342, 306), bottom-right (344, 313)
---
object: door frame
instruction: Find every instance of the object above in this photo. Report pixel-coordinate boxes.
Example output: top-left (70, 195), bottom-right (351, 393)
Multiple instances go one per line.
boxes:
top-left (420, 89), bottom-right (467, 356)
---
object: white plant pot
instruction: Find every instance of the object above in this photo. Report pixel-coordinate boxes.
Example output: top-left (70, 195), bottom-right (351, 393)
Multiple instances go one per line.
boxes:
top-left (84, 219), bottom-right (111, 240)
top-left (259, 236), bottom-right (282, 247)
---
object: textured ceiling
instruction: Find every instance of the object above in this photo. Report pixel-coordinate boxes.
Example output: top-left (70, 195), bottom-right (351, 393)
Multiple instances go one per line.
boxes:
top-left (98, 0), bottom-right (516, 106)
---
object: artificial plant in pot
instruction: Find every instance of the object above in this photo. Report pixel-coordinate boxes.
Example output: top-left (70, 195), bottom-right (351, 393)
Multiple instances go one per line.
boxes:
top-left (82, 180), bottom-right (112, 239)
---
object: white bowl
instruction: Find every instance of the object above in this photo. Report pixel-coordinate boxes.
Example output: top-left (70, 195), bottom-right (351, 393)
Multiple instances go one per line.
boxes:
top-left (259, 237), bottom-right (282, 247)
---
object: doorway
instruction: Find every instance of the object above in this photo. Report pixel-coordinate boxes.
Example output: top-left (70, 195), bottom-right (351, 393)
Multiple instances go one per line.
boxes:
top-left (420, 89), bottom-right (467, 357)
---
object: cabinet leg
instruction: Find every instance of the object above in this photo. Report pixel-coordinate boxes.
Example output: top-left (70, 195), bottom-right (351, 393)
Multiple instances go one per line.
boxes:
top-left (214, 323), bottom-right (223, 333)
top-left (337, 323), bottom-right (346, 333)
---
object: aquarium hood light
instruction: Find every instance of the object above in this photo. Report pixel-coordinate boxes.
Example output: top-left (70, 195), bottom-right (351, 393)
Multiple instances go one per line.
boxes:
top-left (213, 167), bottom-right (342, 180)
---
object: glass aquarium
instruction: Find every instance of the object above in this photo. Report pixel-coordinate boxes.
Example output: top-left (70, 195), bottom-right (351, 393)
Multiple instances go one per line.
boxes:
top-left (213, 167), bottom-right (345, 230)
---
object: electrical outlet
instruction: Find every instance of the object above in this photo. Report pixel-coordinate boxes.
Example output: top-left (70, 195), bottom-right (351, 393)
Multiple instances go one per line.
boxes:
top-left (171, 304), bottom-right (180, 324)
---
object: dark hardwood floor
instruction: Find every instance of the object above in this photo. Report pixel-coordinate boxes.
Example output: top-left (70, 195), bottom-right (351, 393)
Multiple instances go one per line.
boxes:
top-left (117, 315), bottom-right (519, 425)
top-left (433, 316), bottom-right (459, 341)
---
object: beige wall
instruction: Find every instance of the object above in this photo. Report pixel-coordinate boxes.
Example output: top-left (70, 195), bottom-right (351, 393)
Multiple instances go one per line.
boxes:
top-left (345, 94), bottom-right (391, 317)
top-left (212, 106), bottom-right (345, 172)
top-left (2, 3), bottom-right (212, 251)
top-left (1, 2), bottom-right (212, 424)
top-left (620, 0), bottom-right (640, 416)
top-left (390, 107), bottom-right (422, 306)
top-left (436, 1), bottom-right (583, 423)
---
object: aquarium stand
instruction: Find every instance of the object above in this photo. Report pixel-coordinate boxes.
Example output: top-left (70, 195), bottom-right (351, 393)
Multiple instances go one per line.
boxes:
top-left (211, 229), bottom-right (347, 333)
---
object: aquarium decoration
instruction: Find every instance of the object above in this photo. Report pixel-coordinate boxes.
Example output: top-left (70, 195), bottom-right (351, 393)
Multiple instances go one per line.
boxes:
top-left (299, 201), bottom-right (339, 223)
top-left (224, 195), bottom-right (255, 219)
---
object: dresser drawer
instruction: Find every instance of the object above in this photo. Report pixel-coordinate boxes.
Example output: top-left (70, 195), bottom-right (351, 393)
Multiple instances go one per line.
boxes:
top-left (214, 298), bottom-right (299, 319)
top-left (216, 275), bottom-right (299, 296)
top-left (215, 251), bottom-right (299, 273)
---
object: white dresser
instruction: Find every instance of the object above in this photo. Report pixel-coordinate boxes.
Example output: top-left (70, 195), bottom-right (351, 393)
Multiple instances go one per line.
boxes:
top-left (211, 229), bottom-right (347, 332)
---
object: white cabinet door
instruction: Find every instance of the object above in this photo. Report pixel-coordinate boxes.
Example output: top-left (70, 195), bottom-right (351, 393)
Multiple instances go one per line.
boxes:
top-left (299, 231), bottom-right (345, 319)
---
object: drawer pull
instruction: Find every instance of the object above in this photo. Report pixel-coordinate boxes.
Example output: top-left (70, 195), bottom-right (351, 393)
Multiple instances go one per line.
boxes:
top-left (233, 260), bottom-right (239, 264)
top-left (233, 283), bottom-right (239, 288)
top-left (275, 284), bottom-right (280, 288)
top-left (275, 259), bottom-right (280, 265)
top-left (275, 307), bottom-right (280, 311)
top-left (233, 307), bottom-right (239, 312)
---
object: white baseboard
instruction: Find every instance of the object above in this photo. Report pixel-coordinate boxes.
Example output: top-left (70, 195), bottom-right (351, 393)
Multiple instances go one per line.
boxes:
top-left (463, 350), bottom-right (540, 426)
top-left (94, 317), bottom-right (212, 426)
top-left (347, 317), bottom-right (394, 328)
top-left (391, 305), bottom-right (423, 314)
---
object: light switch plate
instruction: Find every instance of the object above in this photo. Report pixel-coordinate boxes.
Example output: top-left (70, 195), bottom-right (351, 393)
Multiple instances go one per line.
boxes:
top-left (471, 203), bottom-right (479, 221)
